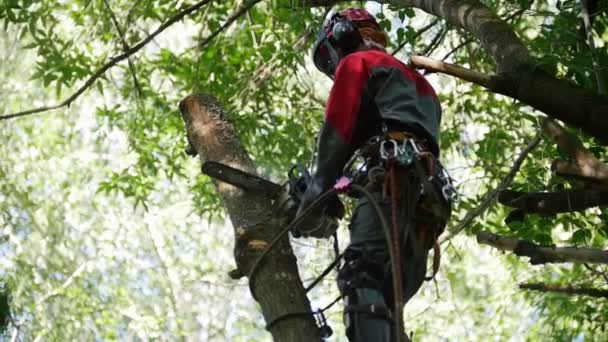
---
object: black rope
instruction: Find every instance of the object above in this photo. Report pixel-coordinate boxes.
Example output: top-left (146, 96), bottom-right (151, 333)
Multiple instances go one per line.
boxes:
top-left (255, 164), bottom-right (413, 337)
top-left (265, 294), bottom-right (343, 331)
top-left (332, 232), bottom-right (341, 271)
top-left (304, 251), bottom-right (345, 293)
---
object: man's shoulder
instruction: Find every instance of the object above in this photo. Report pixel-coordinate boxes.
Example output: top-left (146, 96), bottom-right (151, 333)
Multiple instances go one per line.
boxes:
top-left (344, 49), bottom-right (404, 67)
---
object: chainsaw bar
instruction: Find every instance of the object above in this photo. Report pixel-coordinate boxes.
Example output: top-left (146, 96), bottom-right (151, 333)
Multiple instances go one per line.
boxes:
top-left (202, 161), bottom-right (283, 198)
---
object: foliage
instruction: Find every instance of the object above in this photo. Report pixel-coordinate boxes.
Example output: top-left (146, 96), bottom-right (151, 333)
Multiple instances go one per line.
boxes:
top-left (0, 0), bottom-right (607, 340)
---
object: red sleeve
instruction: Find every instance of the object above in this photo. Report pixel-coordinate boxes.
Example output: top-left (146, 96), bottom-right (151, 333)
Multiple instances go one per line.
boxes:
top-left (324, 54), bottom-right (369, 143)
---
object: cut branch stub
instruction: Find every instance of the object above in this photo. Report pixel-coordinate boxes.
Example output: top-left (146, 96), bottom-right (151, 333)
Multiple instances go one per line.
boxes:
top-left (178, 94), bottom-right (320, 341)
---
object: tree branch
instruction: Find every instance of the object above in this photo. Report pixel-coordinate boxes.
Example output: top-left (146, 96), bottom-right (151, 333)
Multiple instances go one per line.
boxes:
top-left (477, 231), bottom-right (608, 265)
top-left (37, 262), bottom-right (87, 304)
top-left (499, 189), bottom-right (608, 222)
top-left (419, 26), bottom-right (449, 57)
top-left (391, 19), bottom-right (439, 56)
top-left (519, 282), bottom-right (608, 298)
top-left (197, 0), bottom-right (262, 49)
top-left (440, 132), bottom-right (541, 242)
top-left (1, 0), bottom-right (262, 121)
top-left (410, 55), bottom-right (496, 88)
top-left (102, 0), bottom-right (143, 96)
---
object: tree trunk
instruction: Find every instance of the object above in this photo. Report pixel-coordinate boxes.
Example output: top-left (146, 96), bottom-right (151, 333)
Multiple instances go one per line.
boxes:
top-left (179, 94), bottom-right (320, 341)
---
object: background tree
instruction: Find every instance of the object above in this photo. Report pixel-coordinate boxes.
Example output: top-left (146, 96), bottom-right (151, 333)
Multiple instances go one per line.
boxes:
top-left (1, 0), bottom-right (607, 340)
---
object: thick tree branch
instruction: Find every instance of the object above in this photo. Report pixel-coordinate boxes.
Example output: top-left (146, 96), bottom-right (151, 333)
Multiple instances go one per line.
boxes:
top-left (1, 0), bottom-right (261, 121)
top-left (179, 94), bottom-right (319, 341)
top-left (477, 231), bottom-right (608, 265)
top-left (519, 282), bottom-right (608, 298)
top-left (552, 160), bottom-right (608, 187)
top-left (499, 189), bottom-right (608, 222)
top-left (440, 132), bottom-right (541, 242)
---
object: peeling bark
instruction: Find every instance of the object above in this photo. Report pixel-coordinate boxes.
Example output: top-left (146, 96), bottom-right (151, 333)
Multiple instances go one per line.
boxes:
top-left (179, 94), bottom-right (320, 341)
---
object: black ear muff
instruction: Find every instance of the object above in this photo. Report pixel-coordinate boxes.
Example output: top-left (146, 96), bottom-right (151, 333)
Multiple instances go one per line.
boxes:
top-left (331, 19), bottom-right (361, 53)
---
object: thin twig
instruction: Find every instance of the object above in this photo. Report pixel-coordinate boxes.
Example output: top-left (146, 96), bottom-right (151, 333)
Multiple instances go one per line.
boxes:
top-left (37, 262), bottom-right (87, 304)
top-left (197, 0), bottom-right (262, 49)
top-left (102, 0), bottom-right (143, 96)
top-left (391, 19), bottom-right (439, 56)
top-left (1, 0), bottom-right (217, 121)
top-left (580, 0), bottom-right (606, 94)
top-left (420, 26), bottom-right (449, 57)
top-left (440, 131), bottom-right (542, 243)
top-left (441, 37), bottom-right (473, 61)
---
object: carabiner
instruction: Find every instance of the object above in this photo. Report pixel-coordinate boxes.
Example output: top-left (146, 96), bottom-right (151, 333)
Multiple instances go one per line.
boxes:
top-left (408, 139), bottom-right (421, 155)
top-left (442, 184), bottom-right (461, 204)
top-left (380, 139), bottom-right (399, 160)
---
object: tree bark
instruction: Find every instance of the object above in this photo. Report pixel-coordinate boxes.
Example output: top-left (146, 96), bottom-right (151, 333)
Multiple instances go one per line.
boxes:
top-left (477, 231), bottom-right (608, 265)
top-left (179, 94), bottom-right (320, 341)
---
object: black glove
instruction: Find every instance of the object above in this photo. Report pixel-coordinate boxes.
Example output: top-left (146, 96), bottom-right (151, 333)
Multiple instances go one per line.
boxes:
top-left (294, 179), bottom-right (345, 238)
top-left (294, 122), bottom-right (351, 237)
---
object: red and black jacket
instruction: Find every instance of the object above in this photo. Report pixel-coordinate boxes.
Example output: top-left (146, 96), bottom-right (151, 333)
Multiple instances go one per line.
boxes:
top-left (312, 49), bottom-right (442, 190)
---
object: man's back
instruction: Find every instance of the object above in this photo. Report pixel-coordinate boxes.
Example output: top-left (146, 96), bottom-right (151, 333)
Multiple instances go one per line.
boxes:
top-left (326, 49), bottom-right (442, 154)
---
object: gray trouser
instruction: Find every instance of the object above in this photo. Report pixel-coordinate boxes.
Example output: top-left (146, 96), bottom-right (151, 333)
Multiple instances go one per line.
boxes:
top-left (339, 188), bottom-right (429, 342)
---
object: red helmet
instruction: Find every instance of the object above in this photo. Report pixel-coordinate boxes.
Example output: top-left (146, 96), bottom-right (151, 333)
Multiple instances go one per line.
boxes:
top-left (312, 8), bottom-right (380, 77)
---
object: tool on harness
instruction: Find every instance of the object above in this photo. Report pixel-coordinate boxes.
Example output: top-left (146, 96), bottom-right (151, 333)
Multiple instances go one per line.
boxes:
top-left (379, 134), bottom-right (457, 275)
top-left (340, 130), bottom-right (457, 342)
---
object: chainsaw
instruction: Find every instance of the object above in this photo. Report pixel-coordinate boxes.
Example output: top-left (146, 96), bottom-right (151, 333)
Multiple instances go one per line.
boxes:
top-left (201, 161), bottom-right (341, 238)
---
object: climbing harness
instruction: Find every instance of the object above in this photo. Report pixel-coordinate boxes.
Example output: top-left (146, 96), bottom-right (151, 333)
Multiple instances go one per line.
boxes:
top-left (247, 130), bottom-right (457, 340)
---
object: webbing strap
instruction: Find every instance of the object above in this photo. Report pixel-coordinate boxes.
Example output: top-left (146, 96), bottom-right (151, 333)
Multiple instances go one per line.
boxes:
top-left (344, 304), bottom-right (394, 322)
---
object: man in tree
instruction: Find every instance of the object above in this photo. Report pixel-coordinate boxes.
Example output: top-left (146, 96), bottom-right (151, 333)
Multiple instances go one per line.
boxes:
top-left (297, 8), bottom-right (445, 342)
